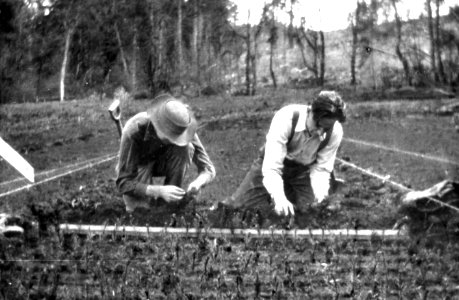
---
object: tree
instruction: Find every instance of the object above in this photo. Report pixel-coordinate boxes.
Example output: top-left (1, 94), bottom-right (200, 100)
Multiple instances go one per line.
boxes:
top-left (52, 0), bottom-right (82, 102)
top-left (230, 7), bottom-right (262, 96)
top-left (243, 15), bottom-right (253, 95)
top-left (268, 21), bottom-right (278, 89)
top-left (348, 0), bottom-right (379, 86)
top-left (390, 0), bottom-right (412, 85)
top-left (435, 0), bottom-right (446, 83)
top-left (60, 22), bottom-right (74, 102)
top-left (265, 2), bottom-right (278, 89)
top-left (443, 6), bottom-right (459, 87)
top-left (0, 0), bottom-right (30, 103)
top-left (113, 0), bottom-right (130, 81)
top-left (176, 0), bottom-right (183, 90)
top-left (319, 31), bottom-right (325, 85)
top-left (426, 0), bottom-right (438, 82)
top-left (286, 0), bottom-right (297, 49)
top-left (349, 1), bottom-right (363, 85)
top-left (191, 0), bottom-right (202, 92)
top-left (294, 20), bottom-right (325, 85)
top-left (0, 0), bottom-right (237, 102)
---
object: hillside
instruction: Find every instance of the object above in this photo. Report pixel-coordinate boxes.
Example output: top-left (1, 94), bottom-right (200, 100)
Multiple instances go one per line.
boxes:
top-left (252, 14), bottom-right (458, 90)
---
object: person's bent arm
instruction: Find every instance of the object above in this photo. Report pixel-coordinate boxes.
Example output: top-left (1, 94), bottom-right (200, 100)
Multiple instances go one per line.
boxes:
top-left (262, 107), bottom-right (295, 215)
top-left (187, 134), bottom-right (216, 193)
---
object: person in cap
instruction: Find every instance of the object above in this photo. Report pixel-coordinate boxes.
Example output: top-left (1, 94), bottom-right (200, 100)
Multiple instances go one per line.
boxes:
top-left (116, 94), bottom-right (216, 213)
top-left (214, 90), bottom-right (346, 221)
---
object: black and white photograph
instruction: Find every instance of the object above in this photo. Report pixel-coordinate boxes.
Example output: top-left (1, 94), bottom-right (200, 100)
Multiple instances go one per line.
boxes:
top-left (1, 0), bottom-right (459, 298)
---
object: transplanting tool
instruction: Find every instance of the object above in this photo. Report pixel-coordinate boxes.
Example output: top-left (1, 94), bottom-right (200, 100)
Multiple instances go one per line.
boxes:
top-left (108, 98), bottom-right (123, 137)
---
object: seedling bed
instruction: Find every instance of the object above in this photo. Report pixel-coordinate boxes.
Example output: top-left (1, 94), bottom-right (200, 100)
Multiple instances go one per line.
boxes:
top-left (2, 226), bottom-right (459, 299)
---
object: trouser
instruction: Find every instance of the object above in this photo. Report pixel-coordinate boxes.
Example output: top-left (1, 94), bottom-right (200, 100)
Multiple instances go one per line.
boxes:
top-left (224, 156), bottom-right (315, 214)
top-left (123, 144), bottom-right (194, 213)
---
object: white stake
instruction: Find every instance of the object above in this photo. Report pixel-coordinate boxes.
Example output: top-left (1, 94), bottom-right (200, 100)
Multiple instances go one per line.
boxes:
top-left (59, 224), bottom-right (405, 240)
top-left (0, 137), bottom-right (35, 183)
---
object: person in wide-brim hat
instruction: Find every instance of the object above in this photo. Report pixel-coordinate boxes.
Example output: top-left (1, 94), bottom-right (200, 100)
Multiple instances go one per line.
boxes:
top-left (115, 94), bottom-right (216, 214)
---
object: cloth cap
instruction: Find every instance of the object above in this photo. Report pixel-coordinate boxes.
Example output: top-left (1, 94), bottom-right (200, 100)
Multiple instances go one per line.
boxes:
top-left (147, 94), bottom-right (197, 146)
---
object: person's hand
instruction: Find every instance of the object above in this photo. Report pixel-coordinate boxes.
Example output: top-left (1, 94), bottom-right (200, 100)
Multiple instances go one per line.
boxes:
top-left (187, 180), bottom-right (202, 195)
top-left (272, 196), bottom-right (295, 216)
top-left (310, 197), bottom-right (340, 211)
top-left (158, 185), bottom-right (186, 202)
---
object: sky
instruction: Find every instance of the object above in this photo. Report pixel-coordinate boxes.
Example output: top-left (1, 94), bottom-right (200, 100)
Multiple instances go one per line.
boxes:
top-left (231, 0), bottom-right (459, 32)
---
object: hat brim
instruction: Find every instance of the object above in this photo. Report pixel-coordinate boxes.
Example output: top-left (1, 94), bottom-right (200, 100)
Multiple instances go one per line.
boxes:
top-left (147, 100), bottom-right (197, 146)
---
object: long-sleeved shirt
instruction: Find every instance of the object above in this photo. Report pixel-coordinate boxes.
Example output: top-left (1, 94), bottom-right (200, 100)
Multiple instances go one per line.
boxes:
top-left (116, 112), bottom-right (216, 197)
top-left (262, 104), bottom-right (343, 202)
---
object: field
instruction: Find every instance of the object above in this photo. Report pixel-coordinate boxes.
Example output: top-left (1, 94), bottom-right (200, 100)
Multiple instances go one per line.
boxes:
top-left (1, 88), bottom-right (459, 298)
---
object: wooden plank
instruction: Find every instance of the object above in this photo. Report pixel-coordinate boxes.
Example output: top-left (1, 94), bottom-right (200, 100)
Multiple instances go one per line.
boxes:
top-left (59, 224), bottom-right (406, 240)
top-left (0, 137), bottom-right (35, 183)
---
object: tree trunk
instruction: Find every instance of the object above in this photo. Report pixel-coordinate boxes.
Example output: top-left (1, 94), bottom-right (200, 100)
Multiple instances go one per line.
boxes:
top-left (203, 15), bottom-right (211, 84)
top-left (269, 15), bottom-right (277, 89)
top-left (251, 52), bottom-right (257, 95)
top-left (158, 19), bottom-right (165, 71)
top-left (35, 62), bottom-right (43, 102)
top-left (435, 0), bottom-right (446, 83)
top-left (426, 0), bottom-right (438, 82)
top-left (391, 0), bottom-right (412, 86)
top-left (192, 0), bottom-right (201, 92)
top-left (35, 37), bottom-right (44, 101)
top-left (350, 20), bottom-right (357, 85)
top-left (114, 23), bottom-right (130, 79)
top-left (287, 1), bottom-right (294, 49)
top-left (312, 33), bottom-right (318, 80)
top-left (269, 43), bottom-right (277, 89)
top-left (296, 37), bottom-right (308, 68)
top-left (131, 28), bottom-right (138, 91)
top-left (176, 0), bottom-right (183, 90)
top-left (60, 26), bottom-right (73, 102)
top-left (245, 21), bottom-right (252, 96)
top-left (456, 43), bottom-right (459, 86)
top-left (32, 27), bottom-right (42, 101)
top-left (319, 31), bottom-right (325, 86)
top-left (299, 28), bottom-right (318, 77)
top-left (294, 27), bottom-right (313, 72)
top-left (147, 0), bottom-right (157, 95)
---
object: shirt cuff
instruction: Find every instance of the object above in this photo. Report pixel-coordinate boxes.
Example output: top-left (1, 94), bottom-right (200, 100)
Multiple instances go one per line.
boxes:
top-left (134, 182), bottom-right (149, 197)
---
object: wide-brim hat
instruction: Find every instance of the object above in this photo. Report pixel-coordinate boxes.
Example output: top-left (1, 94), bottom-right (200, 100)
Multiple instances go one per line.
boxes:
top-left (147, 95), bottom-right (197, 146)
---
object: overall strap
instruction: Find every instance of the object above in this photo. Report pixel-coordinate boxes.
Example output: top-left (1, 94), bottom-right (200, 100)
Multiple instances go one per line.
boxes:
top-left (259, 109), bottom-right (300, 159)
top-left (317, 123), bottom-right (334, 152)
top-left (288, 110), bottom-right (300, 145)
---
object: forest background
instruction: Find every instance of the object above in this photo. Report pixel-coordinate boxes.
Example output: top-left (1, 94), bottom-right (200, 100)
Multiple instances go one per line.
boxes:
top-left (0, 0), bottom-right (458, 104)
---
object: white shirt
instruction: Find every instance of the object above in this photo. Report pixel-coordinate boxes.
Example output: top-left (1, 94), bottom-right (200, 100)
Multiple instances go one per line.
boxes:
top-left (261, 104), bottom-right (343, 202)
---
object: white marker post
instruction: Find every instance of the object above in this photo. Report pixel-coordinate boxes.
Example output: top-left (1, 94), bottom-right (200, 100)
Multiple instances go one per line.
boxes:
top-left (0, 137), bottom-right (35, 183)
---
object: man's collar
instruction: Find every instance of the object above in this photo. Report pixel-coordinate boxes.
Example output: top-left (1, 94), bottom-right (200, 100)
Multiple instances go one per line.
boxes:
top-left (295, 106), bottom-right (309, 132)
